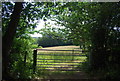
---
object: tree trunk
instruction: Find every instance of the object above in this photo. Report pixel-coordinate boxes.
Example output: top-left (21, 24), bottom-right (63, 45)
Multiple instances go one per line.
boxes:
top-left (2, 2), bottom-right (23, 80)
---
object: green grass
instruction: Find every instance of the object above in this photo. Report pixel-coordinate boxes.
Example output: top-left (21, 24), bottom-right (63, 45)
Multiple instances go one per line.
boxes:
top-left (35, 46), bottom-right (87, 78)
top-left (37, 51), bottom-right (86, 69)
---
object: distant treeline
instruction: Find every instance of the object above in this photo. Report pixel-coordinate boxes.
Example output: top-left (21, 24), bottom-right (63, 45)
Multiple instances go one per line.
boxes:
top-left (37, 35), bottom-right (73, 47)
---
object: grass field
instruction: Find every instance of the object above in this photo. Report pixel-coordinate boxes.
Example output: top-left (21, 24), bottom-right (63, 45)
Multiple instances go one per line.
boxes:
top-left (36, 45), bottom-right (87, 72)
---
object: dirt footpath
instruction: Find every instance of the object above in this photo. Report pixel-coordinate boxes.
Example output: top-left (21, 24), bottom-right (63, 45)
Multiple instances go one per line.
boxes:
top-left (46, 71), bottom-right (90, 79)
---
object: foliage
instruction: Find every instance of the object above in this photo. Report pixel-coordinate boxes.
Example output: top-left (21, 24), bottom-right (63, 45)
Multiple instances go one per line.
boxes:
top-left (31, 44), bottom-right (38, 49)
top-left (2, 2), bottom-right (59, 37)
top-left (2, 2), bottom-right (60, 79)
top-left (2, 2), bottom-right (120, 79)
top-left (37, 25), bottom-right (73, 47)
top-left (9, 37), bottom-right (34, 79)
top-left (50, 2), bottom-right (120, 78)
top-left (51, 2), bottom-right (92, 49)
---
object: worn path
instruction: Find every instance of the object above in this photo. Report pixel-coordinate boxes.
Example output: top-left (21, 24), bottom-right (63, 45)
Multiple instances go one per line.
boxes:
top-left (47, 71), bottom-right (89, 79)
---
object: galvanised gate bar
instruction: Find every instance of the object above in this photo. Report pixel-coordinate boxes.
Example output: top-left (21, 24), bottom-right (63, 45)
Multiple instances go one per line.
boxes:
top-left (33, 49), bottom-right (87, 73)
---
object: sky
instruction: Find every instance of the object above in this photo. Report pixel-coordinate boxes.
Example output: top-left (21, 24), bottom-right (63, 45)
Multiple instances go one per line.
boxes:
top-left (30, 20), bottom-right (45, 37)
top-left (30, 19), bottom-right (63, 37)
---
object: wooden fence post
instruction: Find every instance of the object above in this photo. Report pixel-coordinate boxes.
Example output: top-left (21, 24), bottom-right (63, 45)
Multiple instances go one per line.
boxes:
top-left (24, 51), bottom-right (27, 66)
top-left (72, 49), bottom-right (74, 61)
top-left (33, 49), bottom-right (37, 74)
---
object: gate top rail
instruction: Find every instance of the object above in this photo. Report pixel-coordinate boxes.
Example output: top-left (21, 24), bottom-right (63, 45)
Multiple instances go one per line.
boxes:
top-left (36, 49), bottom-right (80, 51)
top-left (36, 49), bottom-right (88, 52)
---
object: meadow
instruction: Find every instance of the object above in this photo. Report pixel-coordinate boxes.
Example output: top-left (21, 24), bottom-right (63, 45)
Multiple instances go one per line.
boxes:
top-left (36, 45), bottom-right (87, 72)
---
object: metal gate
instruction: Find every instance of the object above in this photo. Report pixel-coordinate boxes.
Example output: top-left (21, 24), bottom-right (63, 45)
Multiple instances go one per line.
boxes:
top-left (33, 49), bottom-right (87, 73)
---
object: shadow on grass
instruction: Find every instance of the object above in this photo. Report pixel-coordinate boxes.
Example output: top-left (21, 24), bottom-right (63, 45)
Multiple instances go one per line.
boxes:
top-left (36, 68), bottom-right (89, 79)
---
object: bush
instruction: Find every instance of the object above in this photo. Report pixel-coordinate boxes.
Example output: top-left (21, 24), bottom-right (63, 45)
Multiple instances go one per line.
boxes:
top-left (32, 44), bottom-right (38, 49)
top-left (10, 37), bottom-right (36, 79)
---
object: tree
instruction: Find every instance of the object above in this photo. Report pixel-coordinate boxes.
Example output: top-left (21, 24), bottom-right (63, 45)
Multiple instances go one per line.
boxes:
top-left (2, 2), bottom-right (120, 79)
top-left (37, 25), bottom-right (73, 47)
top-left (2, 2), bottom-right (23, 79)
top-left (2, 2), bottom-right (63, 79)
top-left (51, 2), bottom-right (120, 76)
